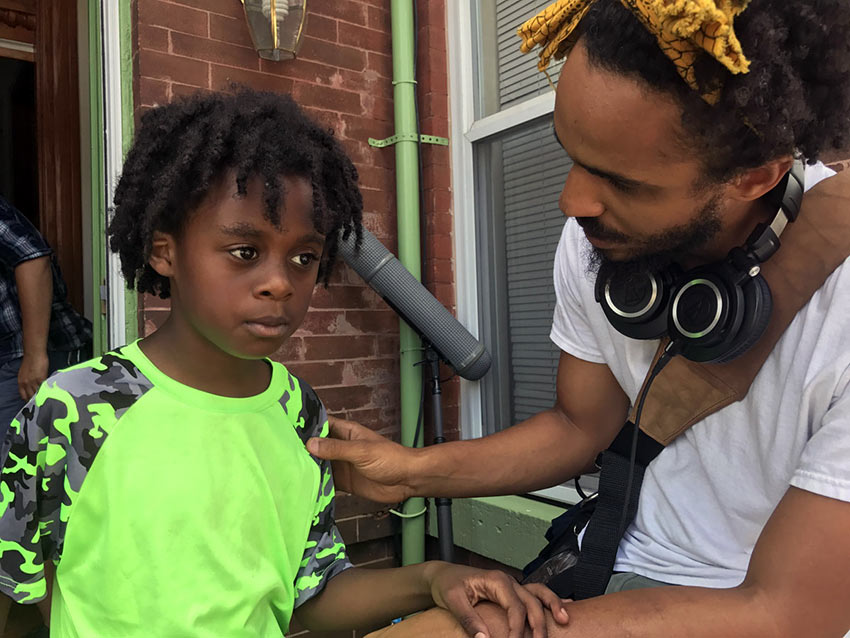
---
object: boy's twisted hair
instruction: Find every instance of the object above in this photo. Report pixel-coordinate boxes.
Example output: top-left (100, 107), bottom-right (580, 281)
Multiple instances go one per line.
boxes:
top-left (108, 89), bottom-right (362, 298)
top-left (578, 0), bottom-right (850, 181)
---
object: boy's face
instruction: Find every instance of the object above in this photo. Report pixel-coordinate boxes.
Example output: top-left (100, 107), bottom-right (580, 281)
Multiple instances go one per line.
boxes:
top-left (152, 174), bottom-right (324, 360)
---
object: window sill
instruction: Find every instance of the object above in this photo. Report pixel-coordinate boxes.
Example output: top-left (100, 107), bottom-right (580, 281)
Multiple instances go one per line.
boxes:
top-left (427, 495), bottom-right (569, 570)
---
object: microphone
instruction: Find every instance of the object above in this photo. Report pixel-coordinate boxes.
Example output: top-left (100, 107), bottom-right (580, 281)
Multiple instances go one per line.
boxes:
top-left (337, 227), bottom-right (492, 381)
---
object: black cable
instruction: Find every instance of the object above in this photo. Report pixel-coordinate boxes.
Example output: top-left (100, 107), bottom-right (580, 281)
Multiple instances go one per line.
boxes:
top-left (616, 341), bottom-right (680, 540)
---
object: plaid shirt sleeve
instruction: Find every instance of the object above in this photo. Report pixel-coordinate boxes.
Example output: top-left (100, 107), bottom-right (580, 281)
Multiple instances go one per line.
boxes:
top-left (0, 197), bottom-right (52, 269)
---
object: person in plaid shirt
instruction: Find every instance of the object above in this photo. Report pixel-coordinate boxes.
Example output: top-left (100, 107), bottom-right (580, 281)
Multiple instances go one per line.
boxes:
top-left (0, 195), bottom-right (91, 438)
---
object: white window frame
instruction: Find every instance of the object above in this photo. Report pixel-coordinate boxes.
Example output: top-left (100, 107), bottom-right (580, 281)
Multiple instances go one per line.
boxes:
top-left (447, 0), bottom-right (580, 504)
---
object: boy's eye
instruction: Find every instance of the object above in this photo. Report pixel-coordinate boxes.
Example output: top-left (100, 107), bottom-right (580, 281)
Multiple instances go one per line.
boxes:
top-left (229, 247), bottom-right (258, 261)
top-left (291, 253), bottom-right (318, 267)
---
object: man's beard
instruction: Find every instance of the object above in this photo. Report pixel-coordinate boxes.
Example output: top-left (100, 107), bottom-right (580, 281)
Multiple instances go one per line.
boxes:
top-left (582, 194), bottom-right (723, 280)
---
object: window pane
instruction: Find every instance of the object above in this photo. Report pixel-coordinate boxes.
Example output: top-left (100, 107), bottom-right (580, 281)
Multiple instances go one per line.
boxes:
top-left (476, 0), bottom-right (565, 118)
top-left (475, 118), bottom-right (573, 432)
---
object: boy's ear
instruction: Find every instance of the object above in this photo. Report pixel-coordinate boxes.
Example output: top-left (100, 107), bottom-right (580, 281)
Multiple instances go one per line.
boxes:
top-left (148, 231), bottom-right (176, 278)
top-left (727, 156), bottom-right (795, 202)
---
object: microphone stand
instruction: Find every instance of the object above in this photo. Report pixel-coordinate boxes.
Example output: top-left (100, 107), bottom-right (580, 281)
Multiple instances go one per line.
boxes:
top-left (425, 344), bottom-right (455, 562)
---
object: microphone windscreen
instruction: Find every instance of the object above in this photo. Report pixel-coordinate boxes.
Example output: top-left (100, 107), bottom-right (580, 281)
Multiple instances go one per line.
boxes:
top-left (338, 227), bottom-right (492, 381)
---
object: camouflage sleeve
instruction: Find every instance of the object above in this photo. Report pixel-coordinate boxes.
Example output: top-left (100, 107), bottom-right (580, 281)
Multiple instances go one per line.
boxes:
top-left (0, 387), bottom-right (58, 603)
top-left (293, 399), bottom-right (353, 608)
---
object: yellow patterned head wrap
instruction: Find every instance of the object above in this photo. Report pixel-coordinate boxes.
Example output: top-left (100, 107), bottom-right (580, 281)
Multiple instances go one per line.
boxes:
top-left (517, 0), bottom-right (751, 104)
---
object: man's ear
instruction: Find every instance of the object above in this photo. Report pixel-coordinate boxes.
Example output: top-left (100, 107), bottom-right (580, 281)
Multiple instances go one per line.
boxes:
top-left (148, 231), bottom-right (176, 278)
top-left (728, 156), bottom-right (795, 202)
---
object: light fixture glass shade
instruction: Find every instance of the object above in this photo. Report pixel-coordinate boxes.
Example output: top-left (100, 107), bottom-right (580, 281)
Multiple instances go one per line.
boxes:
top-left (241, 0), bottom-right (307, 61)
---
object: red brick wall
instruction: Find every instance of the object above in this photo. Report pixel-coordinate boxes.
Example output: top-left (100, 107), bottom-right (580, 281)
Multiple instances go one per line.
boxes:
top-left (133, 1), bottom-right (455, 636)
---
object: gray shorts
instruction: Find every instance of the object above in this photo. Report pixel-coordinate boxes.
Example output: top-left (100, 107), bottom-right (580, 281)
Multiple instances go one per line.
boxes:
top-left (605, 572), bottom-right (671, 594)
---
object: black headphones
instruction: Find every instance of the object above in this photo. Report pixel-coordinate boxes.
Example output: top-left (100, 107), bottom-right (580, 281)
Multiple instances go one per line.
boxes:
top-left (594, 160), bottom-right (805, 364)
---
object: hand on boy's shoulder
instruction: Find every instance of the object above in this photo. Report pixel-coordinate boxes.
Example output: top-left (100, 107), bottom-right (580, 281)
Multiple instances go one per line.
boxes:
top-left (307, 416), bottom-right (414, 503)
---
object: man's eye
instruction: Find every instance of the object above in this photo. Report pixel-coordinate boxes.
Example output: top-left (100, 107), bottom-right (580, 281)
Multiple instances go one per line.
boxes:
top-left (291, 253), bottom-right (318, 267)
top-left (608, 178), bottom-right (637, 194)
top-left (229, 247), bottom-right (258, 261)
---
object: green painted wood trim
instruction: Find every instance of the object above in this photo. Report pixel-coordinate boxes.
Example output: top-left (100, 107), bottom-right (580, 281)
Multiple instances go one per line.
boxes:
top-left (87, 0), bottom-right (107, 356)
top-left (427, 496), bottom-right (564, 570)
top-left (119, 0), bottom-right (138, 342)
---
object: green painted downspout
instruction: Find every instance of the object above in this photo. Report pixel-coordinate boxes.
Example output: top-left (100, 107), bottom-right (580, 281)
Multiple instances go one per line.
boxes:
top-left (390, 0), bottom-right (426, 567)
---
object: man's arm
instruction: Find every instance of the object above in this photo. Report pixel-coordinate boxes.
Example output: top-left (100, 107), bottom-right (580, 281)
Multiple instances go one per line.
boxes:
top-left (295, 561), bottom-right (567, 638)
top-left (15, 256), bottom-right (52, 401)
top-left (464, 486), bottom-right (850, 638)
top-left (309, 351), bottom-right (631, 501)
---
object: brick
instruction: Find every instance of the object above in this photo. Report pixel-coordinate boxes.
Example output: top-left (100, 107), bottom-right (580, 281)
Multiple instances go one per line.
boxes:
top-left (359, 188), bottom-right (392, 216)
top-left (139, 50), bottom-right (210, 87)
top-left (341, 358), bottom-right (399, 386)
top-left (318, 385), bottom-right (373, 412)
top-left (210, 64), bottom-right (292, 94)
top-left (138, 24), bottom-right (168, 52)
top-left (283, 361), bottom-right (344, 387)
top-left (376, 335), bottom-right (400, 357)
top-left (345, 537), bottom-right (392, 565)
top-left (340, 114), bottom-right (391, 146)
top-left (339, 68), bottom-right (392, 100)
top-left (208, 13), bottom-right (253, 47)
top-left (335, 517), bottom-right (358, 544)
top-left (310, 1), bottom-right (367, 27)
top-left (303, 335), bottom-right (376, 360)
top-left (138, 0), bottom-right (209, 37)
top-left (343, 310), bottom-right (398, 335)
top-left (365, 51), bottom-right (392, 80)
top-left (366, 5), bottom-right (390, 32)
top-left (355, 165), bottom-right (393, 191)
top-left (139, 76), bottom-right (169, 106)
top-left (260, 56), bottom-right (336, 85)
top-left (165, 0), bottom-right (243, 19)
top-left (296, 310), bottom-right (342, 335)
top-left (337, 22), bottom-right (390, 54)
top-left (311, 284), bottom-right (384, 310)
top-left (356, 511), bottom-right (395, 542)
top-left (302, 12), bottom-right (338, 43)
top-left (273, 335), bottom-right (304, 363)
top-left (292, 83), bottom-right (361, 115)
top-left (419, 0), bottom-right (446, 28)
top-left (299, 36), bottom-right (366, 72)
top-left (334, 493), bottom-right (388, 519)
top-left (170, 83), bottom-right (213, 99)
top-left (429, 233), bottom-right (454, 260)
top-left (171, 31), bottom-right (259, 70)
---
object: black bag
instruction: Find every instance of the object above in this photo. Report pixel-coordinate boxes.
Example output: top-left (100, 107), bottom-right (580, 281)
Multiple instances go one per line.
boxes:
top-left (520, 491), bottom-right (596, 598)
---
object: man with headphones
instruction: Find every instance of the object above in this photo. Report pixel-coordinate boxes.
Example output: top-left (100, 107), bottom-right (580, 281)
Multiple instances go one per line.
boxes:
top-left (307, 1), bottom-right (850, 636)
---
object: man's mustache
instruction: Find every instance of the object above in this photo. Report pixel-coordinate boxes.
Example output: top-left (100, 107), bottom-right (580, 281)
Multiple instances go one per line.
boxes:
top-left (576, 217), bottom-right (629, 243)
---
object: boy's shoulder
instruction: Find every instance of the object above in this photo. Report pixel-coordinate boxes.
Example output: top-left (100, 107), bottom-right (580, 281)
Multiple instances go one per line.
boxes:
top-left (273, 364), bottom-right (328, 443)
top-left (11, 345), bottom-right (154, 442)
top-left (38, 346), bottom-right (152, 410)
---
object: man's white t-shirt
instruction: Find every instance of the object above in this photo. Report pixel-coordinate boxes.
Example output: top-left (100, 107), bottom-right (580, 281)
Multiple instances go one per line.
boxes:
top-left (550, 166), bottom-right (850, 589)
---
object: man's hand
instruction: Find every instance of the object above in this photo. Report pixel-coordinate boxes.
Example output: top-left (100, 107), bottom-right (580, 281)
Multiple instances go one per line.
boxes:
top-left (17, 351), bottom-right (48, 401)
top-left (425, 562), bottom-right (569, 638)
top-left (307, 417), bottom-right (417, 503)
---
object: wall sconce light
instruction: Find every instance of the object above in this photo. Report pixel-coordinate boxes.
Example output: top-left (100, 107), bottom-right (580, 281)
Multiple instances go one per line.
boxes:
top-left (241, 0), bottom-right (307, 61)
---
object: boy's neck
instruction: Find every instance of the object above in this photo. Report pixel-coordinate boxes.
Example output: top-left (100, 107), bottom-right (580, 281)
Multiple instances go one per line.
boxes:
top-left (139, 317), bottom-right (272, 398)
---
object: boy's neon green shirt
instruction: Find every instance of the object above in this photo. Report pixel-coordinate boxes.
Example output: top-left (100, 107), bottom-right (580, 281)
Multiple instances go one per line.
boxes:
top-left (0, 341), bottom-right (351, 636)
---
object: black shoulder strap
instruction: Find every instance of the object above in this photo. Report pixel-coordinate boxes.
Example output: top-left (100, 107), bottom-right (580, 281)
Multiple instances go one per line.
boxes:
top-left (572, 423), bottom-right (663, 600)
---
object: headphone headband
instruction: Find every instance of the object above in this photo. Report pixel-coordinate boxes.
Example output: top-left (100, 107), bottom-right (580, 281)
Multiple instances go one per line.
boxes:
top-left (742, 159), bottom-right (806, 265)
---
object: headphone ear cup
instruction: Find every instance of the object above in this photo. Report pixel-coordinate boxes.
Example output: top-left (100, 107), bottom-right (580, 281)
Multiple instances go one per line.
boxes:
top-left (711, 275), bottom-right (773, 364)
top-left (595, 268), bottom-right (674, 340)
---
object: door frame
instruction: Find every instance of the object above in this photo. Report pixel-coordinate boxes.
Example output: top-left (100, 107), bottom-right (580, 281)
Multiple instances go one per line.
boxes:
top-left (85, 0), bottom-right (137, 354)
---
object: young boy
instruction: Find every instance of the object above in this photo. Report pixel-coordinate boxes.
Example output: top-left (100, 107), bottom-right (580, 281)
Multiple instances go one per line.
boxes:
top-left (0, 90), bottom-right (565, 637)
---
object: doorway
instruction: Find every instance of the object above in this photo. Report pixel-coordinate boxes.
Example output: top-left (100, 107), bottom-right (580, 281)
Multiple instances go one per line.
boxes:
top-left (0, 0), bottom-right (85, 315)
